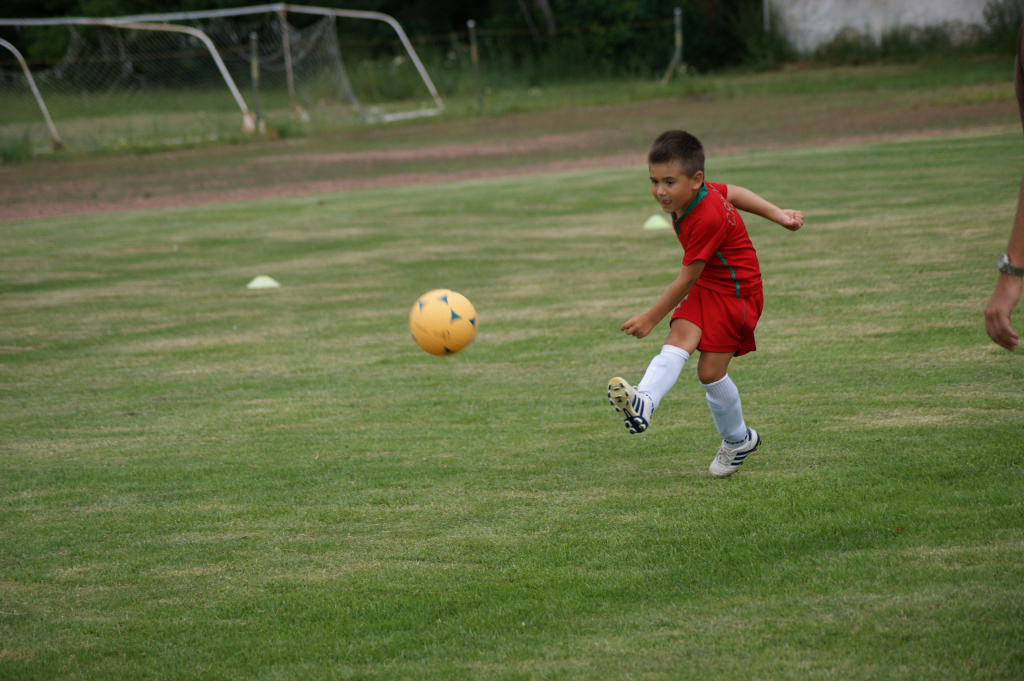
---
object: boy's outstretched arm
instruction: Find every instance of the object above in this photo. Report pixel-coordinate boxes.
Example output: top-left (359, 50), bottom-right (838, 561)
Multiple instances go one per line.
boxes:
top-left (726, 184), bottom-right (803, 231)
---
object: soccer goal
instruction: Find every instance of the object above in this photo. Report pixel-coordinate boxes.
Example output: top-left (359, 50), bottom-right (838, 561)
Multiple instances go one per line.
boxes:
top-left (0, 4), bottom-right (445, 153)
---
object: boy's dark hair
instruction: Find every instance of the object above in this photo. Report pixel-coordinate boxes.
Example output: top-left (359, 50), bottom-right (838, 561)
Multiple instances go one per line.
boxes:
top-left (648, 130), bottom-right (704, 177)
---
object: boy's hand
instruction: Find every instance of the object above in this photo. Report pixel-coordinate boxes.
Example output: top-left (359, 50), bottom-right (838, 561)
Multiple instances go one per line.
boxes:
top-left (778, 209), bottom-right (804, 231)
top-left (622, 313), bottom-right (656, 339)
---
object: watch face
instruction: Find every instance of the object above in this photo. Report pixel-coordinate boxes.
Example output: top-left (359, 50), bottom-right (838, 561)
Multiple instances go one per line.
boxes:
top-left (1000, 254), bottom-right (1024, 276)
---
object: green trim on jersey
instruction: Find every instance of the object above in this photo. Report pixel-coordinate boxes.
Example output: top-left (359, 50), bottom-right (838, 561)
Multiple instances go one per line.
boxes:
top-left (714, 250), bottom-right (742, 297)
top-left (672, 183), bottom-right (708, 236)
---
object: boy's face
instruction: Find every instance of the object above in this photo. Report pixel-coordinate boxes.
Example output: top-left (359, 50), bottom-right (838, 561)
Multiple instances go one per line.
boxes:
top-left (649, 161), bottom-right (704, 216)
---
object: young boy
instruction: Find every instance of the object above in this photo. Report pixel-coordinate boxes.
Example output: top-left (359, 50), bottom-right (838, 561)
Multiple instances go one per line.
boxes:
top-left (608, 130), bottom-right (803, 477)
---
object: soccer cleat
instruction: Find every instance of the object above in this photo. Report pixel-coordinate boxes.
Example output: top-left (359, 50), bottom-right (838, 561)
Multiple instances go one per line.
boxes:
top-left (708, 427), bottom-right (761, 478)
top-left (607, 377), bottom-right (653, 434)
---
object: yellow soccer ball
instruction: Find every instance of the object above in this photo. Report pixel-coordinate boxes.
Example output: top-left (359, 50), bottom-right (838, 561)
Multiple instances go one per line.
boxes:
top-left (409, 289), bottom-right (477, 356)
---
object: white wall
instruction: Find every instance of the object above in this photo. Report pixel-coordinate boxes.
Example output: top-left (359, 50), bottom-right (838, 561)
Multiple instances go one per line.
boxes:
top-left (768, 0), bottom-right (989, 53)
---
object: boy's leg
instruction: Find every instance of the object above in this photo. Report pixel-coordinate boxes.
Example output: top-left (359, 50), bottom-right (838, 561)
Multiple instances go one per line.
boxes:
top-left (636, 344), bottom-right (691, 410)
top-left (699, 353), bottom-right (747, 443)
top-left (699, 352), bottom-right (760, 477)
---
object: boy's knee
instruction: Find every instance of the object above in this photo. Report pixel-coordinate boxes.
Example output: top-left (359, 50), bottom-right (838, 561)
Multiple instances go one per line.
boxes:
top-left (696, 353), bottom-right (732, 384)
top-left (697, 368), bottom-right (726, 385)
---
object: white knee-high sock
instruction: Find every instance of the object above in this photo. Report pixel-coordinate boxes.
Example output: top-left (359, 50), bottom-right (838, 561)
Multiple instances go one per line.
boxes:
top-left (636, 345), bottom-right (690, 411)
top-left (702, 374), bottom-right (748, 443)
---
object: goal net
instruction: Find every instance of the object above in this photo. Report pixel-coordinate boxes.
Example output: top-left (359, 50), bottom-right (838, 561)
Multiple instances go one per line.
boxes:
top-left (0, 5), bottom-right (444, 154)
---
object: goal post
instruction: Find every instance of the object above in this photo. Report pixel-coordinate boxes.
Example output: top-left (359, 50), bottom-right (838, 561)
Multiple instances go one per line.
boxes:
top-left (109, 4), bottom-right (445, 120)
top-left (0, 38), bottom-right (63, 150)
top-left (93, 19), bottom-right (253, 128)
top-left (289, 5), bottom-right (444, 122)
top-left (0, 4), bottom-right (445, 153)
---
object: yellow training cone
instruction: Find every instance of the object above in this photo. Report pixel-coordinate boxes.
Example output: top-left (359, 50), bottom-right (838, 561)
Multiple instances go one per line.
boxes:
top-left (246, 275), bottom-right (280, 290)
top-left (643, 214), bottom-right (672, 230)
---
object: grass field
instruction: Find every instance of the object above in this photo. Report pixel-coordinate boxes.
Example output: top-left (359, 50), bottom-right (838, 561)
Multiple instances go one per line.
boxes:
top-left (2, 95), bottom-right (1024, 678)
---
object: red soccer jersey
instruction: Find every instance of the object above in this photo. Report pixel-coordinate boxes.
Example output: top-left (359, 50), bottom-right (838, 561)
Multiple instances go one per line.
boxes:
top-left (672, 181), bottom-right (762, 298)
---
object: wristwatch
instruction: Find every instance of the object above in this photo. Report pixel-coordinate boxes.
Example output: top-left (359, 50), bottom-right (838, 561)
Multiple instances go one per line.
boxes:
top-left (998, 253), bottom-right (1024, 277)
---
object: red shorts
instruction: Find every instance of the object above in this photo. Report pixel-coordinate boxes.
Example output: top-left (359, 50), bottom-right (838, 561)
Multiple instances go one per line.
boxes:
top-left (671, 284), bottom-right (763, 356)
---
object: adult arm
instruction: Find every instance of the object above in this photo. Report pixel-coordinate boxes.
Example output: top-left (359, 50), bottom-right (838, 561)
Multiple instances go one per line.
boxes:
top-left (984, 22), bottom-right (1024, 351)
top-left (984, 173), bottom-right (1024, 350)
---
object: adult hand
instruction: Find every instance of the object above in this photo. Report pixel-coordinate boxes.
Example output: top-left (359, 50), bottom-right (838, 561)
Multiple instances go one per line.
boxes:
top-left (985, 274), bottom-right (1023, 350)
